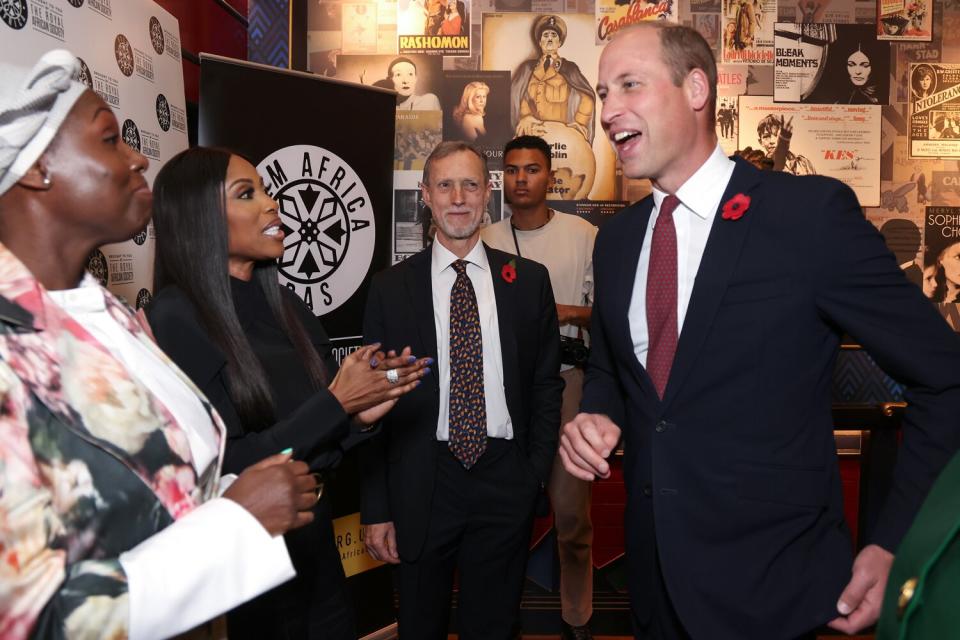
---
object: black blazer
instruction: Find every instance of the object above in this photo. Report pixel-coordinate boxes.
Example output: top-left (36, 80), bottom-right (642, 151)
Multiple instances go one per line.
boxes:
top-left (583, 158), bottom-right (960, 638)
top-left (360, 243), bottom-right (563, 560)
top-left (148, 284), bottom-right (359, 474)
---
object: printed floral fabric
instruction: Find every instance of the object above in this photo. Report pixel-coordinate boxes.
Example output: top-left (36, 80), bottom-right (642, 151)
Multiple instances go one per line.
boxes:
top-left (0, 243), bottom-right (224, 639)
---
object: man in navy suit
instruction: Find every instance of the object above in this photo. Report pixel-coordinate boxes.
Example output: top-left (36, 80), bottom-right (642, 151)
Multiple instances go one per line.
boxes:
top-left (560, 23), bottom-right (960, 639)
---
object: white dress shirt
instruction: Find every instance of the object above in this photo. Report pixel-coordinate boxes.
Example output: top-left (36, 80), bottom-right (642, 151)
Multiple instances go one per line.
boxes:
top-left (431, 239), bottom-right (513, 440)
top-left (49, 281), bottom-right (294, 640)
top-left (629, 145), bottom-right (736, 367)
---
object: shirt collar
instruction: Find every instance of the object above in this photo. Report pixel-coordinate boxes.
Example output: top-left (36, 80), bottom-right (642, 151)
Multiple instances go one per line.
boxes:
top-left (431, 238), bottom-right (489, 277)
top-left (652, 145), bottom-right (735, 220)
top-left (47, 274), bottom-right (105, 314)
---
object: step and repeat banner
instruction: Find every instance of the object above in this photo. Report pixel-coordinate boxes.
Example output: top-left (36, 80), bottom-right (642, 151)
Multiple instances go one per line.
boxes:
top-left (0, 0), bottom-right (188, 308)
top-left (198, 54), bottom-right (397, 635)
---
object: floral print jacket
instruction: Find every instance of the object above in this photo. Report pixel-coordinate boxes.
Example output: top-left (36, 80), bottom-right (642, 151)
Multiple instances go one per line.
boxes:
top-left (0, 244), bottom-right (223, 639)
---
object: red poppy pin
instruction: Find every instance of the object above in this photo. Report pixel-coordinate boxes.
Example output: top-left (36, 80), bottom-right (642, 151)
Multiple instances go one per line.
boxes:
top-left (721, 193), bottom-right (750, 220)
top-left (501, 259), bottom-right (517, 284)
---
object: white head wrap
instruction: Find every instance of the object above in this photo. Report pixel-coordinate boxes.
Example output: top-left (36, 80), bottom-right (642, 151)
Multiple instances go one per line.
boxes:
top-left (0, 50), bottom-right (87, 197)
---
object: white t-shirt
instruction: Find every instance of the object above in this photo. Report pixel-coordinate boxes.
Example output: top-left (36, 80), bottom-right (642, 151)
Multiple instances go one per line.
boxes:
top-left (482, 210), bottom-right (597, 360)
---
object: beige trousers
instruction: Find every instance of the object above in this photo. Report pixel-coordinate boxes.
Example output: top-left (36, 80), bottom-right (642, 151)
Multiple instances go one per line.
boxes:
top-left (548, 367), bottom-right (593, 627)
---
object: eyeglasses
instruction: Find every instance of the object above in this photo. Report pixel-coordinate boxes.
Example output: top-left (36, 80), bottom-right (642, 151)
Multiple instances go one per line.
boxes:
top-left (423, 179), bottom-right (484, 194)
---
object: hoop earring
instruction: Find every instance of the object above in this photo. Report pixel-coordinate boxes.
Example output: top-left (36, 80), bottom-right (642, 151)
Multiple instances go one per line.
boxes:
top-left (41, 175), bottom-right (52, 187)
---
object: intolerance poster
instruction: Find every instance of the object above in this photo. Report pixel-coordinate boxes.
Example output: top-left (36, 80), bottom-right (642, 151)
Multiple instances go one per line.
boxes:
top-left (909, 63), bottom-right (960, 158)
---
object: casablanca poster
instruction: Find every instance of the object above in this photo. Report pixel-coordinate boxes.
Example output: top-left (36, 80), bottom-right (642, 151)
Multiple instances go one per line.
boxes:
top-left (594, 0), bottom-right (678, 45)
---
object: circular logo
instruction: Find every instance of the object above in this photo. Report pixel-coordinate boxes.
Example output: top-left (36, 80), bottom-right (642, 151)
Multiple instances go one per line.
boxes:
top-left (135, 288), bottom-right (153, 310)
top-left (115, 34), bottom-right (134, 77)
top-left (86, 250), bottom-right (108, 287)
top-left (156, 94), bottom-right (170, 132)
top-left (149, 16), bottom-right (164, 54)
top-left (76, 57), bottom-right (94, 90)
top-left (132, 228), bottom-right (148, 246)
top-left (67, 0), bottom-right (84, 7)
top-left (256, 145), bottom-right (376, 316)
top-left (122, 119), bottom-right (140, 152)
top-left (0, 0), bottom-right (28, 30)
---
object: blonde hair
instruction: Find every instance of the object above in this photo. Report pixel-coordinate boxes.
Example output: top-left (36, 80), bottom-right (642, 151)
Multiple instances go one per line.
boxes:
top-left (452, 81), bottom-right (489, 124)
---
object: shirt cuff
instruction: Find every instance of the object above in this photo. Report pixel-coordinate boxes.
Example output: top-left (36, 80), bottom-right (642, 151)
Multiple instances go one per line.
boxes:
top-left (119, 497), bottom-right (295, 640)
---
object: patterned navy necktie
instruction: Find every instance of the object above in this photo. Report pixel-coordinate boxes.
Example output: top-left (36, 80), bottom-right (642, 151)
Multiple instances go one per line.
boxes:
top-left (448, 259), bottom-right (487, 468)
top-left (646, 195), bottom-right (680, 399)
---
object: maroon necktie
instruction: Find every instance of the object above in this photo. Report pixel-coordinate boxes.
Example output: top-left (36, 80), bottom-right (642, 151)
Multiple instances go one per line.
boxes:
top-left (646, 195), bottom-right (680, 399)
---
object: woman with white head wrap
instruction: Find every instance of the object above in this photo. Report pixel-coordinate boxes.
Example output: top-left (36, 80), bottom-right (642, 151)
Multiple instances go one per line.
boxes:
top-left (0, 51), bottom-right (320, 639)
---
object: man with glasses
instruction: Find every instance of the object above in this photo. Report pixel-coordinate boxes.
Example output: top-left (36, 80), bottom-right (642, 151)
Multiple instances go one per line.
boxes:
top-left (362, 141), bottom-right (563, 639)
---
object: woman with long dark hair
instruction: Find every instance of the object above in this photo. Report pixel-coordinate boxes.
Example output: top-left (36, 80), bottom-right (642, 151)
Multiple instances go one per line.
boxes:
top-left (147, 146), bottom-right (429, 638)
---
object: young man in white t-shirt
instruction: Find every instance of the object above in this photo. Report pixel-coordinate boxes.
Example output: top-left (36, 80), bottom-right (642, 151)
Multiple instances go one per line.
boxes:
top-left (481, 135), bottom-right (598, 640)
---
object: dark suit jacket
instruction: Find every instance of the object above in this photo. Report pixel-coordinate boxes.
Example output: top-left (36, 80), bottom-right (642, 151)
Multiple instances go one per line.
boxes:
top-left (360, 243), bottom-right (563, 561)
top-left (582, 158), bottom-right (960, 639)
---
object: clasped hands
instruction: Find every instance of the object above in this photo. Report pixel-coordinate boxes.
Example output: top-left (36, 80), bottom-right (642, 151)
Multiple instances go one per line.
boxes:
top-left (559, 412), bottom-right (894, 634)
top-left (328, 343), bottom-right (431, 425)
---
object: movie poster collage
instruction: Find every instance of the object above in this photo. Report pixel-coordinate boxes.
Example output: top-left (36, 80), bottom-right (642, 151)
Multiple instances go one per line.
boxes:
top-left (308, 0), bottom-right (960, 328)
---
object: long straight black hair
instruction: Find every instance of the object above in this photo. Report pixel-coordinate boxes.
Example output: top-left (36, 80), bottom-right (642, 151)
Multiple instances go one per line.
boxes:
top-left (152, 146), bottom-right (327, 430)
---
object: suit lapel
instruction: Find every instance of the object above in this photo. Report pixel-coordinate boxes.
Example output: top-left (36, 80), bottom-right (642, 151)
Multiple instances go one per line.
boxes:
top-left (404, 249), bottom-right (440, 393)
top-left (614, 199), bottom-right (661, 396)
top-left (662, 159), bottom-right (763, 410)
top-left (487, 245), bottom-right (519, 412)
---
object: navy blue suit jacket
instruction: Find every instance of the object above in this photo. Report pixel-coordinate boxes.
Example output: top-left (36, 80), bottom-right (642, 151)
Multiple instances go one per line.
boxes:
top-left (582, 158), bottom-right (960, 638)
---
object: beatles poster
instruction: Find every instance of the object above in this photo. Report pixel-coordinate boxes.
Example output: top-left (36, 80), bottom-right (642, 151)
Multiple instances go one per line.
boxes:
top-left (721, 0), bottom-right (776, 64)
top-left (877, 0), bottom-right (932, 41)
top-left (738, 96), bottom-right (882, 205)
top-left (774, 24), bottom-right (889, 105)
top-left (715, 64), bottom-right (750, 156)
top-left (0, 0), bottom-right (187, 309)
top-left (482, 12), bottom-right (616, 200)
top-left (441, 70), bottom-right (513, 168)
top-left (909, 63), bottom-right (960, 158)
top-left (397, 0), bottom-right (472, 55)
top-left (595, 0), bottom-right (679, 44)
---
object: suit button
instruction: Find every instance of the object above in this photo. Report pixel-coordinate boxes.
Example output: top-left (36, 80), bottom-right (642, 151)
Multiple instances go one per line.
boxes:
top-left (642, 484), bottom-right (652, 497)
top-left (898, 577), bottom-right (918, 618)
top-left (655, 420), bottom-right (667, 433)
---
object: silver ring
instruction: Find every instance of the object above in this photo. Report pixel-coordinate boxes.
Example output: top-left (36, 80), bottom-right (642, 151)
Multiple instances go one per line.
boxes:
top-left (386, 368), bottom-right (400, 384)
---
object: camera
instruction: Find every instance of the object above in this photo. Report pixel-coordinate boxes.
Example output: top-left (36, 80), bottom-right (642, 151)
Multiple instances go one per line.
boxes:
top-left (560, 335), bottom-right (589, 367)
